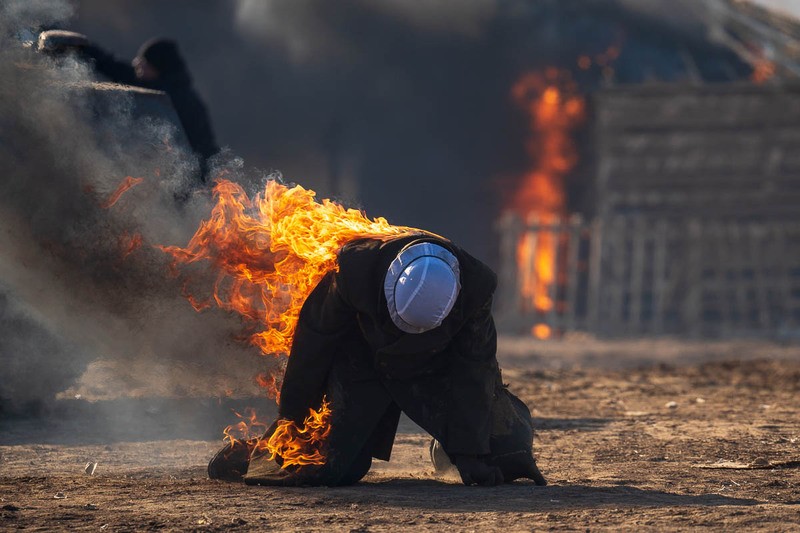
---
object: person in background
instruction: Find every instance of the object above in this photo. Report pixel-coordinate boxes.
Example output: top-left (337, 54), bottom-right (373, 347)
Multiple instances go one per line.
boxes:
top-left (42, 32), bottom-right (219, 182)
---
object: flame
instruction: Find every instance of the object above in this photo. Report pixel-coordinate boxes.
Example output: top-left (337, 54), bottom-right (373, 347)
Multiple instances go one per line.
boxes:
top-left (510, 69), bottom-right (585, 337)
top-left (222, 407), bottom-right (269, 449)
top-left (221, 399), bottom-right (332, 469)
top-left (255, 372), bottom-right (281, 402)
top-left (101, 176), bottom-right (144, 209)
top-left (161, 178), bottom-right (421, 465)
top-left (532, 323), bottom-right (551, 340)
top-left (161, 179), bottom-right (418, 363)
top-left (751, 58), bottom-right (775, 84)
top-left (119, 232), bottom-right (143, 259)
top-left (256, 397), bottom-right (333, 468)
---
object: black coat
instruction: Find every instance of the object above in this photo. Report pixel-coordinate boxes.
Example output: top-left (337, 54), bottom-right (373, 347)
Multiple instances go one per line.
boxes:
top-left (278, 234), bottom-right (501, 457)
top-left (81, 46), bottom-right (219, 177)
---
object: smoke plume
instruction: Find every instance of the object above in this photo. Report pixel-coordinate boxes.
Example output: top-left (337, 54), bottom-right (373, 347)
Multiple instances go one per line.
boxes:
top-left (234, 0), bottom-right (499, 63)
top-left (0, 0), bottom-right (267, 411)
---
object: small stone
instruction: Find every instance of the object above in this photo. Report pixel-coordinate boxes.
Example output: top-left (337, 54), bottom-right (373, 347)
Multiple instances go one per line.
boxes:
top-left (695, 398), bottom-right (706, 404)
top-left (665, 401), bottom-right (678, 409)
top-left (231, 517), bottom-right (247, 526)
top-left (197, 515), bottom-right (212, 525)
top-left (85, 462), bottom-right (98, 476)
top-left (54, 492), bottom-right (66, 499)
top-left (84, 503), bottom-right (99, 511)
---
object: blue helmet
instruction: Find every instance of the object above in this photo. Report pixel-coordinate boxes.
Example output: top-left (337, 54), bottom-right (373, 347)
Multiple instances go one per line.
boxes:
top-left (383, 242), bottom-right (461, 334)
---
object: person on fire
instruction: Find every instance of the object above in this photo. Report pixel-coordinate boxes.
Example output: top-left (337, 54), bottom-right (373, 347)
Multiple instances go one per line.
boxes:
top-left (208, 234), bottom-right (547, 487)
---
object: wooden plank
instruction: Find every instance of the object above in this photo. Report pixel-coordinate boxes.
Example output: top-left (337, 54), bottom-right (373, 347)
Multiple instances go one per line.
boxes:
top-left (495, 212), bottom-right (523, 318)
top-left (749, 224), bottom-right (771, 330)
top-left (628, 216), bottom-right (647, 334)
top-left (604, 191), bottom-right (800, 213)
top-left (712, 222), bottom-right (734, 337)
top-left (773, 224), bottom-right (794, 328)
top-left (652, 218), bottom-right (669, 335)
top-left (685, 219), bottom-right (704, 338)
top-left (563, 215), bottom-right (583, 332)
top-left (587, 218), bottom-right (605, 334)
top-left (727, 223), bottom-right (750, 330)
top-left (596, 92), bottom-right (800, 131)
top-left (608, 217), bottom-right (627, 336)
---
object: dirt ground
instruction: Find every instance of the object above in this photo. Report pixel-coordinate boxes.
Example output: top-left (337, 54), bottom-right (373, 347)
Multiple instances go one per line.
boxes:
top-left (1, 338), bottom-right (799, 531)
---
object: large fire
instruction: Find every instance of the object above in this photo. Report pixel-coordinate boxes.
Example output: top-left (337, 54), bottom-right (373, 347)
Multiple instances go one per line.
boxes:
top-left (510, 68), bottom-right (585, 339)
top-left (160, 178), bottom-right (419, 466)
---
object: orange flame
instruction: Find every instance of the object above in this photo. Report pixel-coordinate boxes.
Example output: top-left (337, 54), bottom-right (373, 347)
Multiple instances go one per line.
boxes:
top-left (101, 176), bottom-right (144, 209)
top-left (256, 372), bottom-right (281, 402)
top-left (221, 399), bottom-right (332, 468)
top-left (161, 178), bottom-right (422, 465)
top-left (751, 59), bottom-right (775, 84)
top-left (510, 69), bottom-right (585, 337)
top-left (222, 407), bottom-right (269, 449)
top-left (119, 232), bottom-right (143, 259)
top-left (161, 179), bottom-right (419, 362)
top-left (255, 397), bottom-right (333, 468)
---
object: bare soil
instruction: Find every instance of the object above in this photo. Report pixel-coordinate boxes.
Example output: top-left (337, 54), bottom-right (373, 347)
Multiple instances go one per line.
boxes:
top-left (2, 338), bottom-right (800, 531)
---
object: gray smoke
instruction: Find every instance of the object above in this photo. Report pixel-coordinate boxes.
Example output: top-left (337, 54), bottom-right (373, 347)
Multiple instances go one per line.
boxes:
top-left (234, 0), bottom-right (499, 63)
top-left (0, 0), bottom-right (269, 411)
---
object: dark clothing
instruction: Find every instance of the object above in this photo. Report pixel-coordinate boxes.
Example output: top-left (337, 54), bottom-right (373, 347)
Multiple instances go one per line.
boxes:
top-left (212, 233), bottom-right (545, 487)
top-left (81, 45), bottom-right (219, 179)
top-left (138, 38), bottom-right (184, 75)
top-left (245, 341), bottom-right (539, 486)
top-left (260, 232), bottom-right (540, 488)
top-left (278, 234), bottom-right (500, 459)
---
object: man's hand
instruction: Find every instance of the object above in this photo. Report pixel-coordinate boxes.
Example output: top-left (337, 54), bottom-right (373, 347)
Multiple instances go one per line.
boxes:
top-left (454, 455), bottom-right (504, 487)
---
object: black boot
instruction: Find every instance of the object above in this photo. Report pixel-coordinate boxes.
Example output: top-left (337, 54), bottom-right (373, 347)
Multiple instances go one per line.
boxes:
top-left (208, 440), bottom-right (252, 482)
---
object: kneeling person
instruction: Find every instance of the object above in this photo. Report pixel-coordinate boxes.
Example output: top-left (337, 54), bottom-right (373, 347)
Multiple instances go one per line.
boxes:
top-left (209, 235), bottom-right (546, 487)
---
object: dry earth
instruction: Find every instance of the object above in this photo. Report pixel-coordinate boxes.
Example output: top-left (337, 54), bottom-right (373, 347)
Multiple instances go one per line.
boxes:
top-left (1, 338), bottom-right (799, 531)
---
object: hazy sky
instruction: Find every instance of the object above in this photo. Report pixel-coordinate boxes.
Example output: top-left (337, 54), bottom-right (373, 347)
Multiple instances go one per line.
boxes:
top-left (751, 0), bottom-right (800, 19)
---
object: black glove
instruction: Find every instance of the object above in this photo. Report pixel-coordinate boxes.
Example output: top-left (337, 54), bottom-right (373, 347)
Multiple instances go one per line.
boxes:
top-left (454, 455), bottom-right (504, 487)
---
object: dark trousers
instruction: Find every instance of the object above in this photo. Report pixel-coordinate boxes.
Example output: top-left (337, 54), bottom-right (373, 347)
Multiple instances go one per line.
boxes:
top-left (306, 356), bottom-right (540, 486)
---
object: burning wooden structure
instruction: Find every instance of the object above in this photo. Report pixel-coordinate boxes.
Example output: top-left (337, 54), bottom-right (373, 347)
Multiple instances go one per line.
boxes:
top-left (495, 1), bottom-right (800, 339)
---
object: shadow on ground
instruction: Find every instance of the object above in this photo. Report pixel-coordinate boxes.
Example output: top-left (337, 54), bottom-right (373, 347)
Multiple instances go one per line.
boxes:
top-left (533, 417), bottom-right (611, 431)
top-left (281, 481), bottom-right (761, 512)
